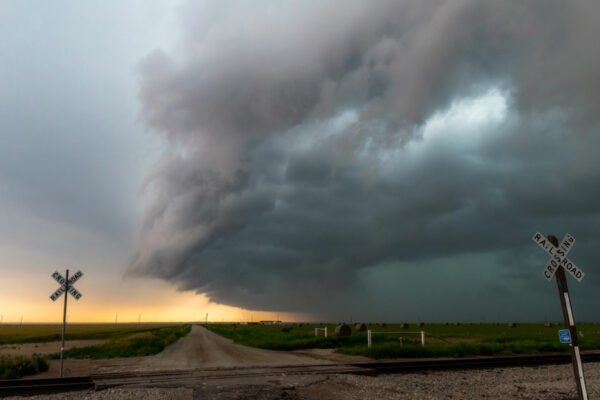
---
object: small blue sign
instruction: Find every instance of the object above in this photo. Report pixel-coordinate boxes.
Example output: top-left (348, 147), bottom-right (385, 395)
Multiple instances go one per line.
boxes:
top-left (559, 329), bottom-right (572, 344)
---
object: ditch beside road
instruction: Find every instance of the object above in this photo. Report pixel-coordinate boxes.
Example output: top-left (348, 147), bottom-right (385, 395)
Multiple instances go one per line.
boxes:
top-left (0, 340), bottom-right (107, 357)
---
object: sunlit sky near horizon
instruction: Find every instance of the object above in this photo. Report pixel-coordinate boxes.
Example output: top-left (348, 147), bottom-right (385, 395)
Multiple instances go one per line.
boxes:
top-left (0, 1), bottom-right (285, 323)
top-left (2, 1), bottom-right (600, 323)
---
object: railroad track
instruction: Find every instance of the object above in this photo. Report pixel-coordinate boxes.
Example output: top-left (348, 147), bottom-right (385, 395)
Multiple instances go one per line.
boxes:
top-left (2, 353), bottom-right (600, 397)
top-left (0, 376), bottom-right (93, 397)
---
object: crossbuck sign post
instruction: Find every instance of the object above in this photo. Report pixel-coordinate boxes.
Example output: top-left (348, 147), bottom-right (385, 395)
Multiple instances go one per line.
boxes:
top-left (533, 233), bottom-right (587, 400)
top-left (50, 269), bottom-right (83, 378)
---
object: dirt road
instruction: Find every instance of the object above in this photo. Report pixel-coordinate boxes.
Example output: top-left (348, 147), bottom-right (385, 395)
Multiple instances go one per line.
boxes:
top-left (33, 325), bottom-right (362, 377)
top-left (141, 325), bottom-right (334, 370)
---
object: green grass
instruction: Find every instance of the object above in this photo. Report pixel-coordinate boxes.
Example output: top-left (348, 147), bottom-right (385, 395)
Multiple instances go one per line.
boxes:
top-left (0, 323), bottom-right (186, 345)
top-left (0, 355), bottom-right (48, 379)
top-left (205, 322), bottom-right (600, 359)
top-left (47, 324), bottom-right (191, 359)
top-left (207, 323), bottom-right (365, 351)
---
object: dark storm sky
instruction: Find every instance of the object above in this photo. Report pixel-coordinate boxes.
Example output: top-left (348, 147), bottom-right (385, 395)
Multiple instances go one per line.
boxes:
top-left (129, 0), bottom-right (600, 321)
top-left (3, 1), bottom-right (600, 322)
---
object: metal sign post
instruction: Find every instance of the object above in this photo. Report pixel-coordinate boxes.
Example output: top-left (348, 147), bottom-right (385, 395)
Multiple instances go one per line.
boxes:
top-left (533, 233), bottom-right (587, 400)
top-left (50, 269), bottom-right (83, 378)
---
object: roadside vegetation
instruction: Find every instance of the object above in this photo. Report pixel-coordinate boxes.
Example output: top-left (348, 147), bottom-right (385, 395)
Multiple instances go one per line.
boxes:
top-left (0, 355), bottom-right (48, 379)
top-left (206, 323), bottom-right (600, 359)
top-left (47, 324), bottom-right (191, 359)
top-left (0, 324), bottom-right (190, 378)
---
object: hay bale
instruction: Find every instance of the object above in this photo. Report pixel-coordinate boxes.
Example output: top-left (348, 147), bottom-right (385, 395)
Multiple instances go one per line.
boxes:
top-left (417, 322), bottom-right (425, 327)
top-left (544, 322), bottom-right (553, 327)
top-left (281, 326), bottom-right (292, 333)
top-left (400, 323), bottom-right (409, 329)
top-left (378, 322), bottom-right (387, 327)
top-left (508, 322), bottom-right (517, 328)
top-left (335, 324), bottom-right (352, 336)
top-left (355, 323), bottom-right (367, 332)
top-left (453, 322), bottom-right (461, 326)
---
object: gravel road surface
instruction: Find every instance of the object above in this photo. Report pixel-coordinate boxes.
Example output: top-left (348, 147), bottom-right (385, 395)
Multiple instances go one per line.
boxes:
top-left (141, 325), bottom-right (333, 370)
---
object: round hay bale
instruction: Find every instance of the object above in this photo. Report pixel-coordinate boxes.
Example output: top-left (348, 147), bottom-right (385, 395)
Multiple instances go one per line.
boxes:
top-left (508, 322), bottom-right (517, 328)
top-left (417, 322), bottom-right (425, 327)
top-left (335, 324), bottom-right (352, 336)
top-left (400, 323), bottom-right (409, 329)
top-left (281, 326), bottom-right (292, 333)
top-left (355, 323), bottom-right (367, 332)
top-left (453, 322), bottom-right (461, 326)
top-left (378, 322), bottom-right (387, 327)
top-left (544, 322), bottom-right (553, 327)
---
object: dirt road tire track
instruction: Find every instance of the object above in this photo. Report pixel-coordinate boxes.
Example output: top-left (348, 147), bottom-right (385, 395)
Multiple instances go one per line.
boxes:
top-left (143, 325), bottom-right (334, 370)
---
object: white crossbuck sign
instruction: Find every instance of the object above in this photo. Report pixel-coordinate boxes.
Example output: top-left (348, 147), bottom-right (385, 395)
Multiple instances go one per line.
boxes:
top-left (532, 233), bottom-right (585, 282)
top-left (50, 270), bottom-right (83, 301)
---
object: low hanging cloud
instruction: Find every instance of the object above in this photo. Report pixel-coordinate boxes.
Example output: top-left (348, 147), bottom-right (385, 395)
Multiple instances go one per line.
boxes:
top-left (129, 0), bottom-right (600, 318)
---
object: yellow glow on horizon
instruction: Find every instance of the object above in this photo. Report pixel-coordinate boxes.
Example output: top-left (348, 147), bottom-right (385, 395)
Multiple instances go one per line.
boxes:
top-left (0, 290), bottom-right (311, 324)
top-left (0, 243), bottom-right (313, 324)
top-left (0, 275), bottom-right (312, 324)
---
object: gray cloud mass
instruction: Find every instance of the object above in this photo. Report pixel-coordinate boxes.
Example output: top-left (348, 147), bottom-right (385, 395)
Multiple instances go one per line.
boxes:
top-left (129, 0), bottom-right (600, 320)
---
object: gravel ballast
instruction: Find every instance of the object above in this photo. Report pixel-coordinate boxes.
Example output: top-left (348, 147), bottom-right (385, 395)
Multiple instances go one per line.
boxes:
top-left (8, 361), bottom-right (600, 399)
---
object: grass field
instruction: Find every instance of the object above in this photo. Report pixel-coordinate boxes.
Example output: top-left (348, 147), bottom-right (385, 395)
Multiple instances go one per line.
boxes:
top-left (206, 322), bottom-right (600, 359)
top-left (47, 324), bottom-right (191, 359)
top-left (0, 323), bottom-right (191, 379)
top-left (0, 323), bottom-right (188, 345)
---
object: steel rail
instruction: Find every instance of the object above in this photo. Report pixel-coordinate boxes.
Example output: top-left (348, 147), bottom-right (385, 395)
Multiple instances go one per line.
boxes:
top-left (0, 376), bottom-right (93, 397)
top-left (353, 352), bottom-right (600, 375)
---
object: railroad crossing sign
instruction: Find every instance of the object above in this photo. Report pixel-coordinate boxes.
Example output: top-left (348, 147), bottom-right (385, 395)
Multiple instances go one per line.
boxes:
top-left (533, 233), bottom-right (587, 400)
top-left (49, 268), bottom-right (83, 378)
top-left (50, 270), bottom-right (83, 301)
top-left (532, 232), bottom-right (585, 282)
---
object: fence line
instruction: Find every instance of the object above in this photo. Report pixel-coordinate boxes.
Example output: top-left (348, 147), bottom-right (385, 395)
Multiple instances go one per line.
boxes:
top-left (315, 327), bottom-right (328, 338)
top-left (367, 330), bottom-right (425, 348)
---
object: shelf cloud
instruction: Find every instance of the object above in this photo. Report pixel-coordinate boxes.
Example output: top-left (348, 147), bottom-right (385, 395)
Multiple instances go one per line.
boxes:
top-left (129, 0), bottom-right (600, 319)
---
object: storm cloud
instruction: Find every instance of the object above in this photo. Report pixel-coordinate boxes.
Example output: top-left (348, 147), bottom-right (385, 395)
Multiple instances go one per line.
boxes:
top-left (130, 0), bottom-right (600, 320)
